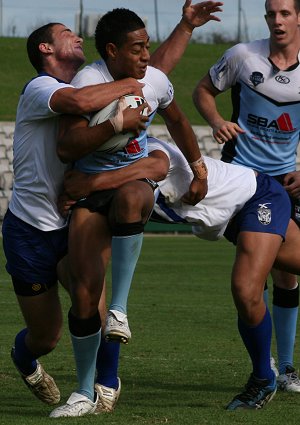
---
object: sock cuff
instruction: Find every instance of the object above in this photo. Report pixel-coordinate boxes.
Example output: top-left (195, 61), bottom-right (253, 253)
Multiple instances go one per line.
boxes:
top-left (112, 221), bottom-right (144, 236)
top-left (68, 309), bottom-right (101, 337)
top-left (273, 284), bottom-right (299, 308)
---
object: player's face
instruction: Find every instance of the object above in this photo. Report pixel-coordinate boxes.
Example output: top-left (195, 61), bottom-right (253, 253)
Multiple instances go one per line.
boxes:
top-left (109, 28), bottom-right (151, 80)
top-left (265, 0), bottom-right (300, 47)
top-left (50, 24), bottom-right (85, 67)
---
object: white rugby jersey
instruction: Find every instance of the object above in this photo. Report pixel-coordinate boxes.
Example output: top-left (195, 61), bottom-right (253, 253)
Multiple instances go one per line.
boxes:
top-left (148, 138), bottom-right (257, 240)
top-left (71, 60), bottom-right (173, 174)
top-left (209, 38), bottom-right (300, 176)
top-left (9, 74), bottom-right (71, 231)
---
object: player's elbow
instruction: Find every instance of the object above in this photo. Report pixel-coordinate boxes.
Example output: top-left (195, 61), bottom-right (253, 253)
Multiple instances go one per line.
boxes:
top-left (72, 96), bottom-right (94, 115)
top-left (57, 143), bottom-right (72, 163)
top-left (192, 85), bottom-right (201, 110)
top-left (151, 158), bottom-right (169, 181)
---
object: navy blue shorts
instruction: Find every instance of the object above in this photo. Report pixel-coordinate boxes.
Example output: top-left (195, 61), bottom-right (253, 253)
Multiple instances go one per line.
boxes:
top-left (2, 209), bottom-right (68, 296)
top-left (224, 173), bottom-right (291, 245)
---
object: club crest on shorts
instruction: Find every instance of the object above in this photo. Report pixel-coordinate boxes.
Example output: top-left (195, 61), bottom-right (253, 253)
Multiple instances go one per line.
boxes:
top-left (257, 203), bottom-right (271, 225)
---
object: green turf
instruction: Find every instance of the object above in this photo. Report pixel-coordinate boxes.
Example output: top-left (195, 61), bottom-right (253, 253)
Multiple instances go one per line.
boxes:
top-left (1, 236), bottom-right (300, 424)
top-left (0, 37), bottom-right (233, 123)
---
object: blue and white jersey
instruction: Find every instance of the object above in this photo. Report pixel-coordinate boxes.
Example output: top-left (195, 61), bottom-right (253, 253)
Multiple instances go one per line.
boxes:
top-left (148, 138), bottom-right (257, 240)
top-left (71, 60), bottom-right (174, 174)
top-left (9, 74), bottom-right (71, 231)
top-left (209, 38), bottom-right (300, 176)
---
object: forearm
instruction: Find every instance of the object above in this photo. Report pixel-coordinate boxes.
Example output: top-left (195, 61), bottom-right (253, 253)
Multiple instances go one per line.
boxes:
top-left (160, 103), bottom-right (202, 163)
top-left (64, 152), bottom-right (169, 200)
top-left (57, 118), bottom-right (115, 163)
top-left (193, 78), bottom-right (224, 129)
top-left (88, 156), bottom-right (168, 192)
top-left (167, 119), bottom-right (201, 163)
top-left (150, 1), bottom-right (223, 75)
top-left (150, 19), bottom-right (193, 75)
top-left (51, 78), bottom-right (143, 115)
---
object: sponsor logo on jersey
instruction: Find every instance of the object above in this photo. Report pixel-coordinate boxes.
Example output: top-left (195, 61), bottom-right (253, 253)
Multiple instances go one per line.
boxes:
top-left (257, 203), bottom-right (271, 225)
top-left (275, 75), bottom-right (290, 84)
top-left (250, 71), bottom-right (264, 87)
top-left (247, 112), bottom-right (295, 132)
top-left (124, 137), bottom-right (142, 154)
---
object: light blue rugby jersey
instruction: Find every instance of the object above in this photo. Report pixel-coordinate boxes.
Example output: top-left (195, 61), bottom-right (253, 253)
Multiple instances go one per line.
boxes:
top-left (209, 38), bottom-right (300, 176)
top-left (71, 60), bottom-right (173, 173)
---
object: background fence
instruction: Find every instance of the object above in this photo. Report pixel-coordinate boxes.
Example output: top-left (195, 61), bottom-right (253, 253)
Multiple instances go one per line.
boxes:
top-left (0, 123), bottom-right (224, 232)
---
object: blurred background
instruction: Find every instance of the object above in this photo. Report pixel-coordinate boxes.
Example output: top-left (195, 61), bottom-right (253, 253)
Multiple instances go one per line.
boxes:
top-left (0, 0), bottom-right (268, 43)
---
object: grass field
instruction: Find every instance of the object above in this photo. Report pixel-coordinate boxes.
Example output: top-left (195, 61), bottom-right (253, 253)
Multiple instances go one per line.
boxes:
top-left (0, 37), bottom-right (233, 123)
top-left (1, 30), bottom-right (300, 424)
top-left (1, 235), bottom-right (300, 424)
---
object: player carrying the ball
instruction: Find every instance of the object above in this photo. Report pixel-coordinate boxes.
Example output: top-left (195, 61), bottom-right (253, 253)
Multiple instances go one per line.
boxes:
top-left (50, 6), bottom-right (211, 418)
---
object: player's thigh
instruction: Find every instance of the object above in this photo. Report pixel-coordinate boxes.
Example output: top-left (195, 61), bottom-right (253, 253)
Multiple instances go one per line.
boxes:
top-left (98, 279), bottom-right (108, 324)
top-left (17, 284), bottom-right (62, 343)
top-left (233, 231), bottom-right (282, 298)
top-left (274, 218), bottom-right (300, 276)
top-left (111, 180), bottom-right (154, 223)
top-left (270, 269), bottom-right (297, 289)
top-left (57, 254), bottom-right (71, 293)
top-left (68, 208), bottom-right (111, 288)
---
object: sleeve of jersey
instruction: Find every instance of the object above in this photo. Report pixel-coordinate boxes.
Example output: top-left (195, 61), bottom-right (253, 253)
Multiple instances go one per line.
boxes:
top-left (21, 76), bottom-right (71, 120)
top-left (71, 63), bottom-right (107, 121)
top-left (148, 67), bottom-right (174, 110)
top-left (71, 63), bottom-right (106, 88)
top-left (209, 44), bottom-right (244, 92)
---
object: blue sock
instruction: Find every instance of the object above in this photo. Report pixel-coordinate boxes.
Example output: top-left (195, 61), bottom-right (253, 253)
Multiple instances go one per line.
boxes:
top-left (109, 233), bottom-right (143, 314)
top-left (96, 338), bottom-right (120, 389)
top-left (263, 285), bottom-right (273, 359)
top-left (263, 284), bottom-right (268, 306)
top-left (238, 308), bottom-right (273, 381)
top-left (273, 284), bottom-right (299, 374)
top-left (273, 305), bottom-right (298, 373)
top-left (71, 331), bottom-right (101, 401)
top-left (13, 328), bottom-right (37, 375)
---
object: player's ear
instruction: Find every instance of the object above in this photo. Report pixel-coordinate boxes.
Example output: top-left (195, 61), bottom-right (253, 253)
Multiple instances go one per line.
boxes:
top-left (106, 43), bottom-right (118, 60)
top-left (39, 43), bottom-right (53, 54)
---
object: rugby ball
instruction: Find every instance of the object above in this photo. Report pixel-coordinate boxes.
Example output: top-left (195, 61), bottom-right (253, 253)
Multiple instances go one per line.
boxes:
top-left (89, 94), bottom-right (147, 153)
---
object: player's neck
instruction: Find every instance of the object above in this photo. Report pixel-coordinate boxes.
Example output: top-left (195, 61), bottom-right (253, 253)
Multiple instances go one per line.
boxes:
top-left (43, 63), bottom-right (78, 83)
top-left (269, 42), bottom-right (300, 71)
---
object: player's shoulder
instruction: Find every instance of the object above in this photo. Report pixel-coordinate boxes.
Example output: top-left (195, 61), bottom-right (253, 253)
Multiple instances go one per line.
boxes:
top-left (226, 38), bottom-right (269, 60)
top-left (142, 65), bottom-right (171, 97)
top-left (22, 73), bottom-right (68, 95)
top-left (72, 60), bottom-right (107, 87)
top-left (144, 65), bottom-right (168, 83)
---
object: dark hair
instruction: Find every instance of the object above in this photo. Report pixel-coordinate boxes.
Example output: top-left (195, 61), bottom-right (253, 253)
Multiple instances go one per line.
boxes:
top-left (27, 23), bottom-right (61, 72)
top-left (95, 8), bottom-right (145, 60)
top-left (265, 0), bottom-right (300, 12)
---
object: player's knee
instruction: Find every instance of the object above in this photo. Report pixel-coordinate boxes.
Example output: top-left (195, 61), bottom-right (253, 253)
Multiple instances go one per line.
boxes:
top-left (114, 182), bottom-right (153, 209)
top-left (32, 329), bottom-right (62, 356)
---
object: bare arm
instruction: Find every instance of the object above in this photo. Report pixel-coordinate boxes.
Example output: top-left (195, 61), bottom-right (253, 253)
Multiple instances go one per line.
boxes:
top-left (57, 101), bottom-right (149, 163)
top-left (283, 171), bottom-right (300, 198)
top-left (59, 150), bottom-right (169, 215)
top-left (158, 100), bottom-right (208, 204)
top-left (192, 73), bottom-right (244, 143)
top-left (50, 78), bottom-right (144, 115)
top-left (150, 1), bottom-right (223, 75)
